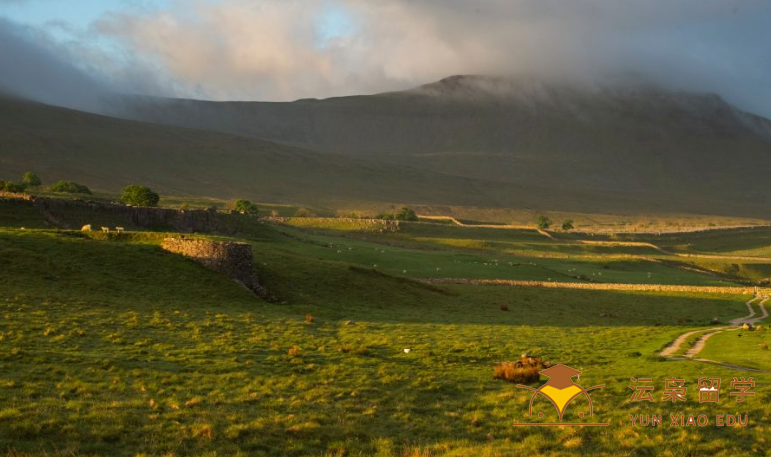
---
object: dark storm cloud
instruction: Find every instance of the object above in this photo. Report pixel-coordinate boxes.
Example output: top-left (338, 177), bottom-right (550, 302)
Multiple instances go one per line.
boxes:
top-left (0, 0), bottom-right (770, 117)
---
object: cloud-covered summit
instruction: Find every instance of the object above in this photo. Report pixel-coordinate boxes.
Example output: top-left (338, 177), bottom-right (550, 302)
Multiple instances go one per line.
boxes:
top-left (1, 0), bottom-right (770, 117)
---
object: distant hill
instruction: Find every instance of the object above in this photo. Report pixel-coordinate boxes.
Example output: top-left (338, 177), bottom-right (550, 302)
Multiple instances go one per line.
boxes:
top-left (107, 75), bottom-right (771, 217)
top-left (0, 95), bottom-right (530, 209)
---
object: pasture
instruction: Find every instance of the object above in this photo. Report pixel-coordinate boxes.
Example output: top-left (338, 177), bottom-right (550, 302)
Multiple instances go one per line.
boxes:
top-left (1, 208), bottom-right (770, 456)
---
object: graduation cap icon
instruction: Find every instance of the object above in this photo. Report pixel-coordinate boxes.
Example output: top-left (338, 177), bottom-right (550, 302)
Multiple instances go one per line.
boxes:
top-left (516, 364), bottom-right (605, 421)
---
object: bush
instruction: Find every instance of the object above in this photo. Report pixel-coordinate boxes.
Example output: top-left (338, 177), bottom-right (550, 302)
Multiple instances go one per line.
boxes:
top-left (22, 172), bottom-right (41, 187)
top-left (294, 207), bottom-right (315, 217)
top-left (234, 199), bottom-right (258, 215)
top-left (121, 185), bottom-right (159, 207)
top-left (376, 207), bottom-right (418, 221)
top-left (536, 215), bottom-right (552, 230)
top-left (395, 207), bottom-right (418, 221)
top-left (561, 219), bottom-right (575, 231)
top-left (50, 180), bottom-right (91, 195)
top-left (0, 180), bottom-right (26, 192)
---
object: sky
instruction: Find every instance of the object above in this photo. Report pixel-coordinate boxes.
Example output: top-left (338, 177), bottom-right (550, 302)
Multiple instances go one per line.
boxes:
top-left (0, 0), bottom-right (770, 117)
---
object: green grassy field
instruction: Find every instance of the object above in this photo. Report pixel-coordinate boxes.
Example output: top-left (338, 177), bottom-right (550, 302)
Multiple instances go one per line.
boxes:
top-left (698, 328), bottom-right (771, 371)
top-left (2, 200), bottom-right (771, 456)
top-left (1, 221), bottom-right (769, 457)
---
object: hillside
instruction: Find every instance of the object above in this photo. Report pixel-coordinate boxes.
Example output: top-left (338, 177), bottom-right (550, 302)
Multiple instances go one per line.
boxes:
top-left (108, 75), bottom-right (771, 217)
top-left (0, 95), bottom-right (530, 209)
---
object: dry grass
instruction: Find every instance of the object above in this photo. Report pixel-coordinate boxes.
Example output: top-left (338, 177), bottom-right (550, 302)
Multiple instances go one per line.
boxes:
top-left (288, 346), bottom-right (301, 357)
top-left (493, 355), bottom-right (547, 384)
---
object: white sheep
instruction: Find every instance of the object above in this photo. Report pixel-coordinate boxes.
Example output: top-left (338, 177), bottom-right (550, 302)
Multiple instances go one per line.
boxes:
top-left (101, 227), bottom-right (110, 233)
top-left (115, 227), bottom-right (125, 233)
top-left (81, 224), bottom-right (92, 232)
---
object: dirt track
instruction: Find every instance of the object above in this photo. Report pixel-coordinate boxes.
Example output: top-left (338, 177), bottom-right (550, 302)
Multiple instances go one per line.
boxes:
top-left (659, 296), bottom-right (769, 372)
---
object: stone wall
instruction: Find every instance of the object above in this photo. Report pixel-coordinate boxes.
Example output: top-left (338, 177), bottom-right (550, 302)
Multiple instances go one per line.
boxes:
top-left (0, 191), bottom-right (33, 200)
top-left (268, 217), bottom-right (400, 233)
top-left (23, 196), bottom-right (243, 234)
top-left (418, 278), bottom-right (752, 295)
top-left (161, 236), bottom-right (269, 298)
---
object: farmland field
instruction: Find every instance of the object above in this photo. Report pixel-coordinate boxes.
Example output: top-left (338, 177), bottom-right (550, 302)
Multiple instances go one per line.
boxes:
top-left (1, 205), bottom-right (770, 456)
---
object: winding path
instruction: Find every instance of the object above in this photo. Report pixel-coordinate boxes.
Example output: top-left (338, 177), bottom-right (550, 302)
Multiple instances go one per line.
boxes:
top-left (659, 296), bottom-right (769, 372)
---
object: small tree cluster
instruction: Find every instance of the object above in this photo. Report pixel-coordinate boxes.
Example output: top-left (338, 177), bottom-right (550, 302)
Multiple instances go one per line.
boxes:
top-left (376, 207), bottom-right (418, 221)
top-left (234, 199), bottom-right (258, 215)
top-left (50, 180), bottom-right (91, 195)
top-left (536, 215), bottom-right (552, 230)
top-left (561, 219), bottom-right (575, 231)
top-left (0, 171), bottom-right (42, 193)
top-left (294, 207), bottom-right (315, 217)
top-left (121, 185), bottom-right (159, 207)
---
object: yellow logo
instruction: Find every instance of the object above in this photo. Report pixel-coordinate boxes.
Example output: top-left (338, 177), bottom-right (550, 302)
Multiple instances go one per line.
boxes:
top-left (514, 364), bottom-right (609, 426)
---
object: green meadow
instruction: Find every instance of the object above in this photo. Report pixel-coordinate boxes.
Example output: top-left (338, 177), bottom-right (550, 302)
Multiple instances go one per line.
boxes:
top-left (1, 206), bottom-right (770, 456)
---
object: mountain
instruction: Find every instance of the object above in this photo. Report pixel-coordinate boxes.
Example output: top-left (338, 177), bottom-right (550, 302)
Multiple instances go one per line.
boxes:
top-left (0, 94), bottom-right (536, 209)
top-left (107, 75), bottom-right (771, 217)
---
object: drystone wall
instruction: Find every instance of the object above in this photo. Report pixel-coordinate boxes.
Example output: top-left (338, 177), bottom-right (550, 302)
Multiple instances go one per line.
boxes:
top-left (161, 237), bottom-right (269, 298)
top-left (25, 196), bottom-right (242, 233)
top-left (418, 278), bottom-right (752, 295)
top-left (268, 217), bottom-right (400, 233)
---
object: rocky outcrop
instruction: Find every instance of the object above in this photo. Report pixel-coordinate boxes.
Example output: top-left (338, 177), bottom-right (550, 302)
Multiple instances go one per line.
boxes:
top-left (161, 237), bottom-right (269, 299)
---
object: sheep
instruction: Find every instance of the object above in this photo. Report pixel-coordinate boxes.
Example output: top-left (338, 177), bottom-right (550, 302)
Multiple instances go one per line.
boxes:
top-left (115, 227), bottom-right (125, 233)
top-left (101, 227), bottom-right (110, 233)
top-left (81, 224), bottom-right (92, 232)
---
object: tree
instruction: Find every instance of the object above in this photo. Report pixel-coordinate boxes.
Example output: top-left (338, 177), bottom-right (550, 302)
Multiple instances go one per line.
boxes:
top-left (395, 207), bottom-right (418, 221)
top-left (234, 199), bottom-right (258, 215)
top-left (22, 172), bottom-right (41, 187)
top-left (50, 180), bottom-right (91, 194)
top-left (536, 215), bottom-right (552, 230)
top-left (561, 219), bottom-right (575, 231)
top-left (121, 185), bottom-right (159, 207)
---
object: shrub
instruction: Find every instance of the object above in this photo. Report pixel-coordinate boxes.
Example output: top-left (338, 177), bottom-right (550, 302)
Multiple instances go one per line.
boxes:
top-left (499, 303), bottom-right (509, 311)
top-left (50, 180), bottom-right (91, 195)
top-left (561, 219), bottom-right (574, 231)
top-left (376, 207), bottom-right (418, 221)
top-left (22, 172), bottom-right (41, 187)
top-left (234, 199), bottom-right (258, 215)
top-left (287, 346), bottom-right (300, 357)
top-left (395, 207), bottom-right (418, 221)
top-left (0, 180), bottom-right (25, 192)
top-left (294, 207), bottom-right (315, 217)
top-left (536, 215), bottom-right (552, 230)
top-left (121, 185), bottom-right (159, 207)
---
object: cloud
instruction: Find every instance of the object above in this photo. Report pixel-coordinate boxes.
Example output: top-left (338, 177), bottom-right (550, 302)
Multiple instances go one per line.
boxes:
top-left (1, 0), bottom-right (770, 117)
top-left (0, 18), bottom-right (111, 111)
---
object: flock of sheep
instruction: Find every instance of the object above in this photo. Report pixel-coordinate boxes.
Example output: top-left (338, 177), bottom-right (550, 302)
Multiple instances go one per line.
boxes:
top-left (81, 224), bottom-right (124, 233)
